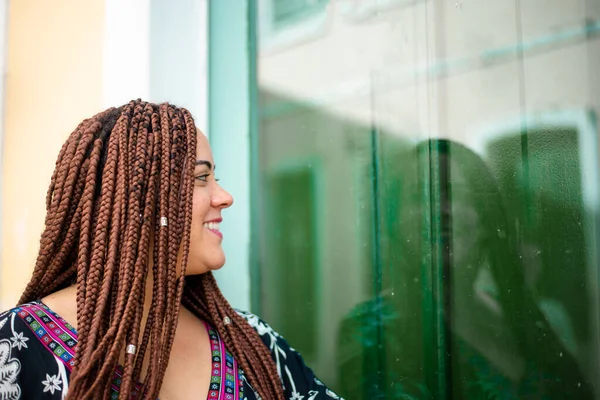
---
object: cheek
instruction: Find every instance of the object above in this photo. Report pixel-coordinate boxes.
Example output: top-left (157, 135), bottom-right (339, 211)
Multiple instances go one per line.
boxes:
top-left (187, 195), bottom-right (208, 263)
top-left (191, 190), bottom-right (211, 228)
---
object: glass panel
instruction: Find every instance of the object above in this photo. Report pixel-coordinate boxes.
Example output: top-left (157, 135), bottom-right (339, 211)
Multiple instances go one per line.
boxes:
top-left (445, 121), bottom-right (599, 399)
top-left (264, 165), bottom-right (318, 358)
top-left (252, 1), bottom-right (600, 399)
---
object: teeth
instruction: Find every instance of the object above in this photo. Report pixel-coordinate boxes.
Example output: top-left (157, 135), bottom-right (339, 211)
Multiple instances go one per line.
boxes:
top-left (203, 222), bottom-right (220, 231)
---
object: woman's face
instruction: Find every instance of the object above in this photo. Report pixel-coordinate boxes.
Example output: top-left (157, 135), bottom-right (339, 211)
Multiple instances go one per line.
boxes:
top-left (183, 131), bottom-right (233, 275)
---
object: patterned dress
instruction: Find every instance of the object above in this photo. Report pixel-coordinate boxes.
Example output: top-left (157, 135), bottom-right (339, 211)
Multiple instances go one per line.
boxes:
top-left (0, 301), bottom-right (342, 400)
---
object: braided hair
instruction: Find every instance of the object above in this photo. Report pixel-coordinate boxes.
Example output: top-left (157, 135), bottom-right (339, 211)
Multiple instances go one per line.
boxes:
top-left (19, 100), bottom-right (285, 400)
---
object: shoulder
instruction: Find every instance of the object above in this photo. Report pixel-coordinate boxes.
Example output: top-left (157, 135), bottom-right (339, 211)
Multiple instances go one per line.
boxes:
top-left (235, 309), bottom-right (298, 356)
top-left (0, 304), bottom-right (38, 399)
top-left (0, 302), bottom-right (45, 352)
top-left (0, 304), bottom-right (30, 338)
top-left (0, 305), bottom-right (31, 361)
top-left (0, 304), bottom-right (22, 319)
top-left (235, 310), bottom-right (283, 343)
top-left (0, 302), bottom-right (72, 399)
top-left (235, 310), bottom-right (344, 400)
top-left (0, 301), bottom-right (70, 360)
top-left (0, 306), bottom-right (17, 328)
top-left (0, 309), bottom-right (22, 400)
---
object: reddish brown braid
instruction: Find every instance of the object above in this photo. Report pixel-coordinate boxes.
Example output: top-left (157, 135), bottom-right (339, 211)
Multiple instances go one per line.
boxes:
top-left (19, 100), bottom-right (285, 400)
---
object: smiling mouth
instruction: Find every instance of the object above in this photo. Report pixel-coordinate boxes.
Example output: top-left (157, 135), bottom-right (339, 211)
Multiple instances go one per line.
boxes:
top-left (203, 221), bottom-right (223, 238)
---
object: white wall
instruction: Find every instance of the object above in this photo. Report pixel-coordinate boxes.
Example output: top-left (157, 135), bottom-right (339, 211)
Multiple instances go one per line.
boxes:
top-left (103, 0), bottom-right (150, 109)
top-left (103, 0), bottom-right (208, 132)
top-left (149, 0), bottom-right (208, 133)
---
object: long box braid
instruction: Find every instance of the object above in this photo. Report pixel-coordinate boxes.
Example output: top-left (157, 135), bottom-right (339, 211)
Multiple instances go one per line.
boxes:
top-left (19, 100), bottom-right (285, 400)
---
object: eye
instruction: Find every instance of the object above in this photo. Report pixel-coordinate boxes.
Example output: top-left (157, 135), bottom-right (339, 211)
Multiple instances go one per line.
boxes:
top-left (195, 174), bottom-right (210, 182)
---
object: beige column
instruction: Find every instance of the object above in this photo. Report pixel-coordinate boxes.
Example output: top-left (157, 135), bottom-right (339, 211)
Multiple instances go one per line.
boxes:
top-left (1, 0), bottom-right (105, 309)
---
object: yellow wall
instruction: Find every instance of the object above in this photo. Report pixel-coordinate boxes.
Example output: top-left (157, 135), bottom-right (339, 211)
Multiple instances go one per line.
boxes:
top-left (1, 0), bottom-right (105, 309)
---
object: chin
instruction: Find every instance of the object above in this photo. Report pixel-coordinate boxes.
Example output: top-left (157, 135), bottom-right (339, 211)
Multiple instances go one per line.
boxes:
top-left (210, 254), bottom-right (227, 271)
top-left (209, 262), bottom-right (226, 271)
top-left (185, 258), bottom-right (226, 275)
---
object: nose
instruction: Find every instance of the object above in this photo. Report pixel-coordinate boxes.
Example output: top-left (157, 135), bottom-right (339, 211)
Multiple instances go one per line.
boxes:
top-left (212, 183), bottom-right (234, 209)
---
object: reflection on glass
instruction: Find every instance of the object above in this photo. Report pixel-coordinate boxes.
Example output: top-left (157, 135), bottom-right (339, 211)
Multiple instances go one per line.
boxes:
top-left (253, 1), bottom-right (600, 399)
top-left (443, 135), bottom-right (594, 399)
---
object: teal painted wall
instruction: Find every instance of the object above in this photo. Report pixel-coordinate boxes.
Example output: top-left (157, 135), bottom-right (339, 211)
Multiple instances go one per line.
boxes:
top-left (208, 0), bottom-right (253, 310)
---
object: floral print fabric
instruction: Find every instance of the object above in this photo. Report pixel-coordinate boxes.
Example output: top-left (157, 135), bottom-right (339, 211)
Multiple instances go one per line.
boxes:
top-left (0, 302), bottom-right (342, 400)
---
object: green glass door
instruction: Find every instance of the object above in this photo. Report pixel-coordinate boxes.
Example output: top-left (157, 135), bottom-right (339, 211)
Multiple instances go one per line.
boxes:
top-left (247, 1), bottom-right (600, 399)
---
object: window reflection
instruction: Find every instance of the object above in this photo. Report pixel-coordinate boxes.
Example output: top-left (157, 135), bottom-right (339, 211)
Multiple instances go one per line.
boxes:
top-left (253, 1), bottom-right (600, 399)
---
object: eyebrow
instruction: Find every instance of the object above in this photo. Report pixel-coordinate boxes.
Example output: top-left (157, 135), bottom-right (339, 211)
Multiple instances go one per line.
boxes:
top-left (195, 160), bottom-right (214, 170)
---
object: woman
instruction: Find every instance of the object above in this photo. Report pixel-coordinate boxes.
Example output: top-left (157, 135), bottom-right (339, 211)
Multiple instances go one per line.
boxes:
top-left (0, 100), bottom-right (342, 400)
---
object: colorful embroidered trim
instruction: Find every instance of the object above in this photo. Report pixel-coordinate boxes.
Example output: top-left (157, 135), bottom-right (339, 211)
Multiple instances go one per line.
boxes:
top-left (205, 322), bottom-right (244, 400)
top-left (16, 301), bottom-right (246, 400)
top-left (16, 302), bottom-right (78, 370)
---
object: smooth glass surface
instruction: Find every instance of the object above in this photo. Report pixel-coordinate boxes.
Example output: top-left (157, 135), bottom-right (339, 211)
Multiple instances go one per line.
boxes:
top-left (252, 1), bottom-right (600, 398)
